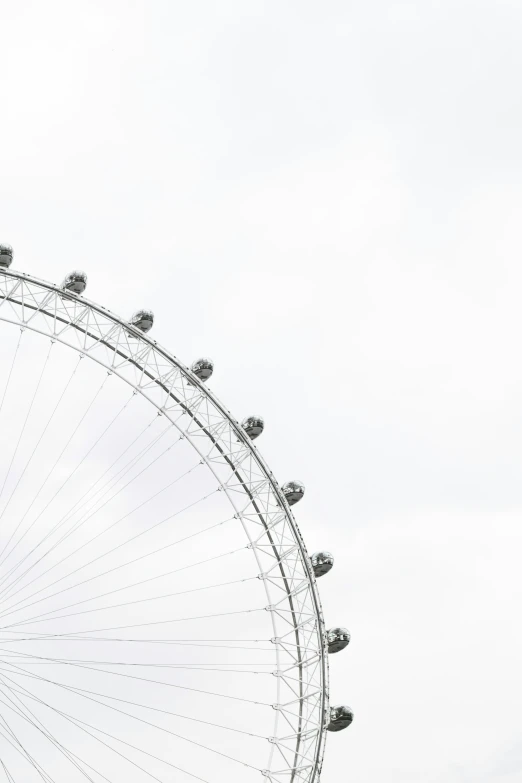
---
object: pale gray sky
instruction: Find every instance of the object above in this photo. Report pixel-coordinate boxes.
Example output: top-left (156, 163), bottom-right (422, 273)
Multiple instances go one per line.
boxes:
top-left (1, 2), bottom-right (521, 781)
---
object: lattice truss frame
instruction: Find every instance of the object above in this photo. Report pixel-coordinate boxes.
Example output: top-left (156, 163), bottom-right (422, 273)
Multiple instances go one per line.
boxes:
top-left (0, 269), bottom-right (329, 783)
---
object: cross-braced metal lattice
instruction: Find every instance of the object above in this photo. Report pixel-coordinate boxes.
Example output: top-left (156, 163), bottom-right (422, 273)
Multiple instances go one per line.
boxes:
top-left (0, 268), bottom-right (329, 783)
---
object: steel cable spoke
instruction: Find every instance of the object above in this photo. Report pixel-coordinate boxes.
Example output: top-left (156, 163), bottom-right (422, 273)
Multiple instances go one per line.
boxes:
top-left (0, 465), bottom-right (211, 621)
top-left (0, 709), bottom-right (56, 782)
top-left (0, 386), bottom-right (136, 583)
top-left (0, 386), bottom-right (136, 572)
top-left (0, 636), bottom-right (277, 650)
top-left (0, 371), bottom-right (110, 597)
top-left (0, 666), bottom-right (211, 783)
top-left (0, 655), bottom-right (272, 706)
top-left (3, 575), bottom-right (257, 628)
top-left (0, 657), bottom-right (269, 737)
top-left (0, 431), bottom-right (188, 609)
top-left (0, 354), bottom-right (82, 564)
top-left (0, 758), bottom-right (15, 783)
top-left (0, 414), bottom-right (172, 604)
top-left (0, 544), bottom-right (247, 631)
top-left (0, 679), bottom-right (114, 782)
top-left (0, 340), bottom-right (54, 512)
top-left (0, 516), bottom-right (239, 624)
top-left (0, 681), bottom-right (99, 782)
top-left (2, 607), bottom-right (264, 635)
top-left (0, 413), bottom-right (161, 587)
top-left (0, 662), bottom-right (265, 771)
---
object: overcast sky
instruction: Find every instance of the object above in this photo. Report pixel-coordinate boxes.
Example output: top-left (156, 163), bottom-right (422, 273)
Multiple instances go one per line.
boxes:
top-left (1, 2), bottom-right (521, 781)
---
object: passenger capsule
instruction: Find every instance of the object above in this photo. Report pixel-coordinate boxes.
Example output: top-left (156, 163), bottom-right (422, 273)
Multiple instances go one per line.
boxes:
top-left (242, 415), bottom-right (264, 440)
top-left (62, 270), bottom-right (87, 294)
top-left (191, 358), bottom-right (214, 382)
top-left (327, 627), bottom-right (351, 654)
top-left (130, 309), bottom-right (154, 333)
top-left (0, 244), bottom-right (13, 268)
top-left (311, 551), bottom-right (334, 578)
top-left (282, 480), bottom-right (305, 506)
top-left (327, 705), bottom-right (354, 732)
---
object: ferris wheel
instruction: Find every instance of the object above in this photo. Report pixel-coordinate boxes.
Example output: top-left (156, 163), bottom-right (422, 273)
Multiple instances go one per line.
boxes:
top-left (0, 243), bottom-right (352, 783)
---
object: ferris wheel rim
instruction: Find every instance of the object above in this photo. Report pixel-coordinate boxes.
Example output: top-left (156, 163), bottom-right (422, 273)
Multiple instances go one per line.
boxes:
top-left (0, 267), bottom-right (329, 783)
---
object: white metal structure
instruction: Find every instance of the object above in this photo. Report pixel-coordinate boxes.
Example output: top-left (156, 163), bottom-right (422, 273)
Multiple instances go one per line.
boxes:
top-left (0, 263), bottom-right (350, 782)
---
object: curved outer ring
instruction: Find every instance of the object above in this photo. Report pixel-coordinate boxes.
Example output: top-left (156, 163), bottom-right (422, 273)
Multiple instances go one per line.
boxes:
top-left (0, 268), bottom-right (329, 783)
